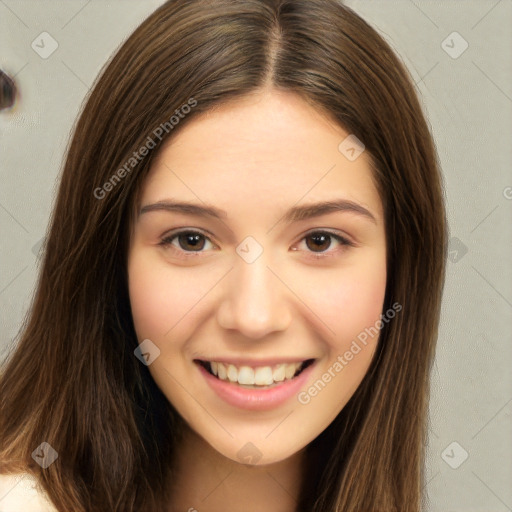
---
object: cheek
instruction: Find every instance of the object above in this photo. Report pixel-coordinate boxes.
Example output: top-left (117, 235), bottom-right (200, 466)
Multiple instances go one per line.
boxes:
top-left (295, 262), bottom-right (387, 428)
top-left (296, 257), bottom-right (387, 354)
top-left (127, 251), bottom-right (205, 339)
top-left (335, 273), bottom-right (386, 344)
top-left (128, 256), bottom-right (171, 339)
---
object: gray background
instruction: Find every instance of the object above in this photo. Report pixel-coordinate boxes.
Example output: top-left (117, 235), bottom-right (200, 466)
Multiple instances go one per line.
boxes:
top-left (0, 1), bottom-right (511, 511)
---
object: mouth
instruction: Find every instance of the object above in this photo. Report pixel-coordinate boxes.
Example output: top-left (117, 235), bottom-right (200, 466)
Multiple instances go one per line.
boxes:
top-left (194, 359), bottom-right (316, 389)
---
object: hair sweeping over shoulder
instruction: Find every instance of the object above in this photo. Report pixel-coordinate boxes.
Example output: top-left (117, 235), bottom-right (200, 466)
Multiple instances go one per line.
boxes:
top-left (0, 0), bottom-right (447, 510)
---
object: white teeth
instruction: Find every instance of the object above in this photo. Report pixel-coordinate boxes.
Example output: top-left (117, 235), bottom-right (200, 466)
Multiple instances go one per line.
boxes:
top-left (273, 364), bottom-right (286, 382)
top-left (285, 363), bottom-right (297, 380)
top-left (238, 366), bottom-right (255, 385)
top-left (227, 364), bottom-right (238, 383)
top-left (254, 367), bottom-right (274, 386)
top-left (207, 360), bottom-right (308, 386)
top-left (217, 362), bottom-right (227, 380)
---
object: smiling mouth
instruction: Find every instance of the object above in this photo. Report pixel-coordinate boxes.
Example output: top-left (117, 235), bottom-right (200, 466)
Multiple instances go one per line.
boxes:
top-left (195, 359), bottom-right (315, 389)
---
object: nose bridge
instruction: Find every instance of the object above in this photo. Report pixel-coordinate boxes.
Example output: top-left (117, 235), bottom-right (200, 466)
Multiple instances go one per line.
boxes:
top-left (216, 247), bottom-right (291, 338)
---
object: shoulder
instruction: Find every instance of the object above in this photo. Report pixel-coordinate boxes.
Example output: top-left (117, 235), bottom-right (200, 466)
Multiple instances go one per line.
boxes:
top-left (0, 473), bottom-right (58, 512)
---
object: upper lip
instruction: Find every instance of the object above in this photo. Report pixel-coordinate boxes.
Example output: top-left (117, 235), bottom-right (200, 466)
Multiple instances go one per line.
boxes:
top-left (194, 357), bottom-right (315, 367)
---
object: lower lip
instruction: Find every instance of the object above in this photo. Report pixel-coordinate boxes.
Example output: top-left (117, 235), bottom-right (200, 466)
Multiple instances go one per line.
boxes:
top-left (196, 361), bottom-right (316, 411)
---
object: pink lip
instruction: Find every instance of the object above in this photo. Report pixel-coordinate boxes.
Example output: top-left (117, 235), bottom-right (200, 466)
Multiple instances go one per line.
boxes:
top-left (196, 360), bottom-right (316, 411)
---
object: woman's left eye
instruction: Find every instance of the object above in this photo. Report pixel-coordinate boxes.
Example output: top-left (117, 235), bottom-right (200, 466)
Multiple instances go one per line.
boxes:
top-left (159, 229), bottom-right (353, 259)
top-left (293, 231), bottom-right (354, 259)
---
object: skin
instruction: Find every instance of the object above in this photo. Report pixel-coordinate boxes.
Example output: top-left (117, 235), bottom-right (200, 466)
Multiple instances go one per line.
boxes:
top-left (127, 88), bottom-right (387, 511)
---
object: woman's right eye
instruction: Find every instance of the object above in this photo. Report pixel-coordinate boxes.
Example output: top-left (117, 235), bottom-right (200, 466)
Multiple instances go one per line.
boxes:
top-left (159, 230), bottom-right (215, 257)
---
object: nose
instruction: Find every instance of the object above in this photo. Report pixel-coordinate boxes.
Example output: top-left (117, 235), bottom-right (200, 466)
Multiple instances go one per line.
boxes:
top-left (216, 252), bottom-right (292, 339)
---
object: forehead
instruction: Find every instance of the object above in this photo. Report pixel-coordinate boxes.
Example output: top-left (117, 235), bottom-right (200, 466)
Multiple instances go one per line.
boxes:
top-left (139, 90), bottom-right (383, 225)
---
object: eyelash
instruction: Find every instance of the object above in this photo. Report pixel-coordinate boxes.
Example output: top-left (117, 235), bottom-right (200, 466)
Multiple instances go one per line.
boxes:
top-left (158, 229), bottom-right (355, 260)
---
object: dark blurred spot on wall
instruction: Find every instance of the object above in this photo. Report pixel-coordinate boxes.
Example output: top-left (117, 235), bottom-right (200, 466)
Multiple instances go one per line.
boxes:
top-left (0, 70), bottom-right (17, 111)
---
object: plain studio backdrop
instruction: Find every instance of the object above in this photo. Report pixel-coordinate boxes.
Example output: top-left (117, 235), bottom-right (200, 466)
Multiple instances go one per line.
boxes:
top-left (0, 1), bottom-right (511, 511)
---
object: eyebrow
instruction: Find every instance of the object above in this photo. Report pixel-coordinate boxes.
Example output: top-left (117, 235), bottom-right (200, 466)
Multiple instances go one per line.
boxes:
top-left (139, 199), bottom-right (377, 224)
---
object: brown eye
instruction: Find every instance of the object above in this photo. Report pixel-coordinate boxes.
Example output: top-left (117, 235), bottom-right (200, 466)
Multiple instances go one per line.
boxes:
top-left (305, 232), bottom-right (332, 252)
top-left (159, 230), bottom-right (215, 256)
top-left (295, 230), bottom-right (354, 260)
top-left (176, 232), bottom-right (206, 251)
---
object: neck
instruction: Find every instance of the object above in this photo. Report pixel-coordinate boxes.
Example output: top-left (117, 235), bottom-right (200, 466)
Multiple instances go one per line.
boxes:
top-left (168, 425), bottom-right (306, 512)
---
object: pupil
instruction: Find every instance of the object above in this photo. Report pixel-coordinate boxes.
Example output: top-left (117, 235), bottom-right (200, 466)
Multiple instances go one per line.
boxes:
top-left (307, 233), bottom-right (330, 252)
top-left (180, 233), bottom-right (205, 251)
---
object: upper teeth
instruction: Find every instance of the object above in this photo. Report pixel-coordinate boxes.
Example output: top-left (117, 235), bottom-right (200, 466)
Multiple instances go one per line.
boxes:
top-left (210, 361), bottom-right (304, 386)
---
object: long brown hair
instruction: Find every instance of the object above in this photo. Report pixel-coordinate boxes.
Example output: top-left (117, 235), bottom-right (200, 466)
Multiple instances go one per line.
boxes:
top-left (0, 1), bottom-right (447, 510)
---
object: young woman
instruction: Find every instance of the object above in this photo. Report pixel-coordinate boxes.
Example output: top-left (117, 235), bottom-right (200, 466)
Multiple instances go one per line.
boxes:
top-left (0, 1), bottom-right (447, 510)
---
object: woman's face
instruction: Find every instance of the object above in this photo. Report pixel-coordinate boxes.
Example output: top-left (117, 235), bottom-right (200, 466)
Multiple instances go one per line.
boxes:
top-left (128, 89), bottom-right (387, 465)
